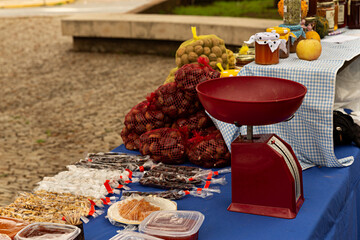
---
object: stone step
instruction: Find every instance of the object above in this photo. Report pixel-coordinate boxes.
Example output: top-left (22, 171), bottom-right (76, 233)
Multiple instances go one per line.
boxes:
top-left (61, 13), bottom-right (282, 55)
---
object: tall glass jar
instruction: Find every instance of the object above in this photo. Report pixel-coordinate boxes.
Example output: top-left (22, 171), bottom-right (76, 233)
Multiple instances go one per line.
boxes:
top-left (283, 0), bottom-right (302, 24)
top-left (334, 0), bottom-right (339, 30)
top-left (348, 0), bottom-right (360, 28)
top-left (317, 1), bottom-right (337, 32)
top-left (307, 0), bottom-right (318, 16)
top-left (337, 0), bottom-right (347, 28)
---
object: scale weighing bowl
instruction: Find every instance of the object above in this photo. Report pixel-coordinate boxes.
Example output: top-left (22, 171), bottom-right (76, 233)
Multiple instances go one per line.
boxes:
top-left (196, 76), bottom-right (307, 126)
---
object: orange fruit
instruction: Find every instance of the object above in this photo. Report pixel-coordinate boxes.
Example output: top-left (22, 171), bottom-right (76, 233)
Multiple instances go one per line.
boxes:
top-left (306, 31), bottom-right (321, 41)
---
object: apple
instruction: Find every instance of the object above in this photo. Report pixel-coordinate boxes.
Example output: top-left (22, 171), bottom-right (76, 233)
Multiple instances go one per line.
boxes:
top-left (296, 39), bottom-right (322, 61)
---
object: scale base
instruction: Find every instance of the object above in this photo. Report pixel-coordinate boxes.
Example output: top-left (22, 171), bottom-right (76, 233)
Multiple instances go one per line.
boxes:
top-left (228, 198), bottom-right (304, 219)
top-left (229, 133), bottom-right (304, 219)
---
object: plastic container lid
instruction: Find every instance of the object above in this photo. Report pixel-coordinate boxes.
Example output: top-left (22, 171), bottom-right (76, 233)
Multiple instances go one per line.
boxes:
top-left (139, 210), bottom-right (205, 239)
top-left (14, 223), bottom-right (81, 240)
top-left (110, 231), bottom-right (163, 240)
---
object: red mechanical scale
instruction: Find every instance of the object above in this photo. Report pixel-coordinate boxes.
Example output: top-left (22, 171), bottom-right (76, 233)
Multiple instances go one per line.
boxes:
top-left (196, 76), bottom-right (307, 219)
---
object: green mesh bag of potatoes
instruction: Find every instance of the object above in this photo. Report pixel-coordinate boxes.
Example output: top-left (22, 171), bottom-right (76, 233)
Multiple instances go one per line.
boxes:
top-left (175, 27), bottom-right (228, 71)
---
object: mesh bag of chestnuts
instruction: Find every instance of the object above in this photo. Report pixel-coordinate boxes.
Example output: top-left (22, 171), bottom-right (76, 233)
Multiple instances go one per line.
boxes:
top-left (139, 128), bottom-right (187, 164)
top-left (175, 56), bottom-right (220, 96)
top-left (187, 129), bottom-right (231, 168)
top-left (121, 99), bottom-right (171, 150)
top-left (153, 82), bottom-right (201, 120)
top-left (171, 110), bottom-right (214, 139)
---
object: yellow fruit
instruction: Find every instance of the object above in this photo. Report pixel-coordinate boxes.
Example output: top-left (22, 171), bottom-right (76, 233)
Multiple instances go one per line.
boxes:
top-left (296, 39), bottom-right (322, 61)
top-left (306, 31), bottom-right (321, 41)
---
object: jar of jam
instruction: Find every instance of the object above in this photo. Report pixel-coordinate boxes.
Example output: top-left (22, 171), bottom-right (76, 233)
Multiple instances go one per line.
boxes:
top-left (279, 24), bottom-right (305, 53)
top-left (245, 32), bottom-right (285, 65)
top-left (337, 0), bottom-right (347, 28)
top-left (266, 27), bottom-right (295, 58)
top-left (317, 1), bottom-right (337, 31)
top-left (348, 0), bottom-right (360, 28)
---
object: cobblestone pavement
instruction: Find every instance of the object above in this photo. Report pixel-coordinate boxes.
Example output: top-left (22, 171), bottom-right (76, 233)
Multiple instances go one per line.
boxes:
top-left (0, 16), bottom-right (174, 206)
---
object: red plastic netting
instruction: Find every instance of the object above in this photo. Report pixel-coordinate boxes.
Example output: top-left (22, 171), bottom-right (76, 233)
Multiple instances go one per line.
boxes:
top-left (172, 110), bottom-right (214, 139)
top-left (121, 99), bottom-right (171, 150)
top-left (139, 128), bottom-right (187, 164)
top-left (175, 57), bottom-right (221, 95)
top-left (153, 82), bottom-right (201, 119)
top-left (187, 129), bottom-right (230, 168)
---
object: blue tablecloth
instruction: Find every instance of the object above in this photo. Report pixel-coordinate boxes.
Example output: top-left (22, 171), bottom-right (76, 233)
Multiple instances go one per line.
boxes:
top-left (212, 29), bottom-right (360, 170)
top-left (83, 144), bottom-right (360, 240)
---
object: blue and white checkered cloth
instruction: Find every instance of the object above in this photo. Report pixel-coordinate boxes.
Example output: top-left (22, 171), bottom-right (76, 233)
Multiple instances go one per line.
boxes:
top-left (211, 29), bottom-right (360, 170)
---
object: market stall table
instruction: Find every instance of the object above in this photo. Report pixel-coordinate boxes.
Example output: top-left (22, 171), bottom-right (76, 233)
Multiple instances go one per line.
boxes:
top-left (83, 30), bottom-right (360, 239)
top-left (83, 144), bottom-right (360, 240)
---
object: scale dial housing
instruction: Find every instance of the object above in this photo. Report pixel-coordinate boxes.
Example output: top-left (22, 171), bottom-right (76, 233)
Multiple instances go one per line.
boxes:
top-left (228, 134), bottom-right (304, 219)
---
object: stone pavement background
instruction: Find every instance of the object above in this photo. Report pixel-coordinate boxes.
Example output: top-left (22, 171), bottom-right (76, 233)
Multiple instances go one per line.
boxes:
top-left (0, 16), bottom-right (174, 206)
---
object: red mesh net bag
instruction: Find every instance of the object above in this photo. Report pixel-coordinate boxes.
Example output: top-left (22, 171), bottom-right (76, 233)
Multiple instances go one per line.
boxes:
top-left (121, 99), bottom-right (171, 150)
top-left (187, 129), bottom-right (230, 168)
top-left (139, 128), bottom-right (187, 164)
top-left (153, 82), bottom-right (201, 119)
top-left (175, 56), bottom-right (221, 95)
top-left (171, 110), bottom-right (214, 139)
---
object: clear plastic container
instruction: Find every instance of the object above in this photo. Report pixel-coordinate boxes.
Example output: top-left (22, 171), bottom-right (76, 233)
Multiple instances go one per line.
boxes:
top-left (0, 216), bottom-right (28, 240)
top-left (14, 223), bottom-right (80, 240)
top-left (139, 210), bottom-right (205, 240)
top-left (110, 231), bottom-right (163, 240)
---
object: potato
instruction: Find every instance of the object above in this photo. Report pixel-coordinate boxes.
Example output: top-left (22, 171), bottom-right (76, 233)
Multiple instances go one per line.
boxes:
top-left (211, 37), bottom-right (220, 47)
top-left (188, 52), bottom-right (198, 62)
top-left (200, 55), bottom-right (209, 63)
top-left (176, 47), bottom-right (186, 57)
top-left (203, 47), bottom-right (211, 56)
top-left (185, 45), bottom-right (194, 54)
top-left (194, 45), bottom-right (204, 55)
top-left (209, 53), bottom-right (217, 61)
top-left (203, 38), bottom-right (212, 48)
top-left (212, 46), bottom-right (222, 57)
top-left (219, 39), bottom-right (225, 45)
top-left (216, 58), bottom-right (223, 64)
top-left (209, 61), bottom-right (217, 69)
top-left (221, 53), bottom-right (228, 63)
top-left (181, 54), bottom-right (189, 65)
top-left (192, 40), bottom-right (204, 47)
top-left (220, 45), bottom-right (227, 53)
top-left (176, 57), bottom-right (182, 67)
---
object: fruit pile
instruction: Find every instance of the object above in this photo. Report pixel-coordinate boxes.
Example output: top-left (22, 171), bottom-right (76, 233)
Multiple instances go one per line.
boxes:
top-left (121, 56), bottom-right (231, 168)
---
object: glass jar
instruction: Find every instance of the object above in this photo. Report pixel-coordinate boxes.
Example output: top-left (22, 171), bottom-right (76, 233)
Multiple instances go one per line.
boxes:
top-left (283, 0), bottom-right (302, 24)
top-left (305, 16), bottom-right (317, 31)
top-left (317, 1), bottom-right (337, 32)
top-left (236, 55), bottom-right (255, 67)
top-left (266, 27), bottom-right (293, 58)
top-left (337, 0), bottom-right (347, 28)
top-left (279, 24), bottom-right (305, 53)
top-left (348, 0), bottom-right (360, 29)
top-left (307, 0), bottom-right (318, 16)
